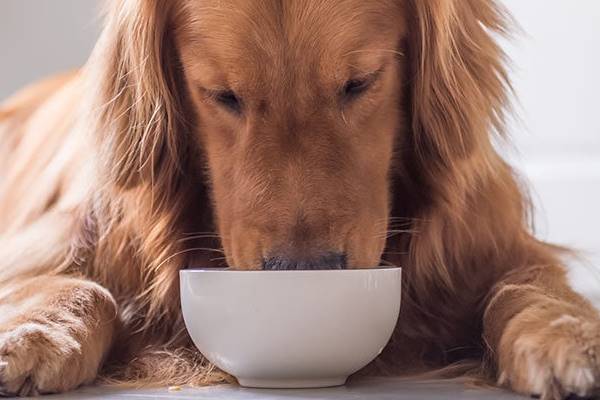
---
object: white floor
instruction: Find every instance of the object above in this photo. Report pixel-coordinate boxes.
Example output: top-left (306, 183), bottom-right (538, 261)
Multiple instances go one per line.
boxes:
top-left (39, 378), bottom-right (527, 400)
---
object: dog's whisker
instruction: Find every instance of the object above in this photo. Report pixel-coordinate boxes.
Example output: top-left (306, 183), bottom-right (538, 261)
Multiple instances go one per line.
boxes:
top-left (386, 228), bottom-right (419, 233)
top-left (373, 217), bottom-right (422, 230)
top-left (386, 223), bottom-right (416, 230)
top-left (181, 231), bottom-right (220, 236)
top-left (384, 233), bottom-right (405, 239)
top-left (153, 247), bottom-right (226, 271)
top-left (382, 251), bottom-right (409, 256)
top-left (378, 259), bottom-right (398, 267)
top-left (389, 216), bottom-right (429, 222)
top-left (375, 229), bottom-right (419, 240)
top-left (177, 235), bottom-right (221, 243)
top-left (375, 228), bottom-right (419, 238)
top-left (443, 345), bottom-right (478, 354)
top-left (199, 247), bottom-right (224, 254)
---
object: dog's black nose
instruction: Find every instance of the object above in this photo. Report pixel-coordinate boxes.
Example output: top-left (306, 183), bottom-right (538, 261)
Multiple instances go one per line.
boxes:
top-left (262, 252), bottom-right (347, 270)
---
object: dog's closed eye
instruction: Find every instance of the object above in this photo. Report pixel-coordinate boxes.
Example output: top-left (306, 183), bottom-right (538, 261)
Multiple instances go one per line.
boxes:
top-left (205, 89), bottom-right (243, 114)
top-left (214, 90), bottom-right (242, 114)
top-left (342, 78), bottom-right (372, 99)
top-left (340, 69), bottom-right (382, 101)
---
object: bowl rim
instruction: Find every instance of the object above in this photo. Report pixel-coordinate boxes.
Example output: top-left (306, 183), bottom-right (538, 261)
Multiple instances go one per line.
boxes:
top-left (180, 266), bottom-right (401, 274)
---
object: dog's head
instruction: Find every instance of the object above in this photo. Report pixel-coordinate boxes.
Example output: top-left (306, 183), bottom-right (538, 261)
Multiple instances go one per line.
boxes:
top-left (173, 0), bottom-right (407, 270)
top-left (93, 0), bottom-right (510, 271)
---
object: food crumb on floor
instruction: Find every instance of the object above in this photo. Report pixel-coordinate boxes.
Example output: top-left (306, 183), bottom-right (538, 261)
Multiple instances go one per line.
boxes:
top-left (168, 385), bottom-right (182, 392)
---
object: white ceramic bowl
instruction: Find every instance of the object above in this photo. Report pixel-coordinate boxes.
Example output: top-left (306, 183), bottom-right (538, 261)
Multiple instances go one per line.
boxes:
top-left (180, 267), bottom-right (401, 389)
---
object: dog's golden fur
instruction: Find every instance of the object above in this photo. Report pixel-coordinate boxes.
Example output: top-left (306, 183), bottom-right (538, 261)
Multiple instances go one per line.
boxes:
top-left (0, 0), bottom-right (599, 398)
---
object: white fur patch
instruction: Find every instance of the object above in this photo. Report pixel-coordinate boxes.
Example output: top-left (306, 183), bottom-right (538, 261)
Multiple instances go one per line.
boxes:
top-left (513, 335), bottom-right (551, 395)
top-left (497, 371), bottom-right (508, 385)
top-left (0, 322), bottom-right (81, 357)
top-left (562, 367), bottom-right (595, 396)
top-left (550, 314), bottom-right (581, 328)
top-left (510, 321), bottom-right (599, 397)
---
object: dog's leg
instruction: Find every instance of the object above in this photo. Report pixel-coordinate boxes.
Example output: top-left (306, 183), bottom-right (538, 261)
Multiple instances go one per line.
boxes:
top-left (483, 264), bottom-right (600, 399)
top-left (0, 275), bottom-right (117, 396)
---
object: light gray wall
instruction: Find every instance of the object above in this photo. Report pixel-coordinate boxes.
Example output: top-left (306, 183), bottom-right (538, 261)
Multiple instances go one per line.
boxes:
top-left (0, 0), bottom-right (99, 99)
top-left (500, 0), bottom-right (600, 301)
top-left (502, 0), bottom-right (600, 158)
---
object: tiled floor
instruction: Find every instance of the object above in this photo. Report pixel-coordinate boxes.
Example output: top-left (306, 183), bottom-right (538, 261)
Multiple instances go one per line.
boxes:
top-left (40, 378), bottom-right (526, 400)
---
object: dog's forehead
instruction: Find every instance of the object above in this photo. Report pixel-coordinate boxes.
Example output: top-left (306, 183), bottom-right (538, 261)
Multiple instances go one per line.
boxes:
top-left (176, 0), bottom-right (405, 87)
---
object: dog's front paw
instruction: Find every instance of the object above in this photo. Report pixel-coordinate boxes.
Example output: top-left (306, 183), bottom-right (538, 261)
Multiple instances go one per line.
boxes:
top-left (0, 321), bottom-right (90, 396)
top-left (498, 308), bottom-right (600, 400)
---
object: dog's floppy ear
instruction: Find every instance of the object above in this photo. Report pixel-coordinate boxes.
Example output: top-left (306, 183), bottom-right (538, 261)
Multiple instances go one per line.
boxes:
top-left (90, 0), bottom-right (186, 188)
top-left (397, 0), bottom-right (517, 291)
top-left (408, 0), bottom-right (510, 169)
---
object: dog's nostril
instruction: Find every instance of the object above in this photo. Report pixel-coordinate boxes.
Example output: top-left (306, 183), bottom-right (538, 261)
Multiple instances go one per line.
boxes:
top-left (262, 252), bottom-right (347, 270)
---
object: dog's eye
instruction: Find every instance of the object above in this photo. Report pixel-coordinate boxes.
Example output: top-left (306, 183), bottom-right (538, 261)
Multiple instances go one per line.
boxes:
top-left (213, 90), bottom-right (242, 114)
top-left (342, 78), bottom-right (371, 100)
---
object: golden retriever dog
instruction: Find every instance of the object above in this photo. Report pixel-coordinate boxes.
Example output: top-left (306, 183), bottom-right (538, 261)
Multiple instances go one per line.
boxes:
top-left (0, 0), bottom-right (599, 398)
